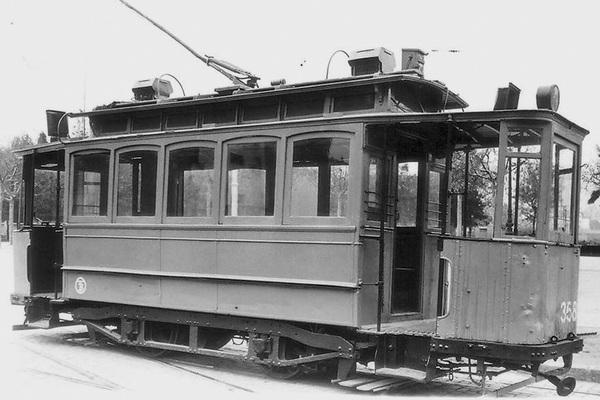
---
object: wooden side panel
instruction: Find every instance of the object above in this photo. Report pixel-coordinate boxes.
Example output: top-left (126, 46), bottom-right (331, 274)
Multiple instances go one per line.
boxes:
top-left (63, 225), bottom-right (359, 326)
top-left (438, 239), bottom-right (579, 344)
top-left (421, 235), bottom-right (440, 319)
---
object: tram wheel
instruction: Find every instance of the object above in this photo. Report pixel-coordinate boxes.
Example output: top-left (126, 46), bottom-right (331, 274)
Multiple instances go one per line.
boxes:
top-left (261, 337), bottom-right (305, 380)
top-left (197, 328), bottom-right (234, 350)
top-left (262, 365), bottom-right (302, 380)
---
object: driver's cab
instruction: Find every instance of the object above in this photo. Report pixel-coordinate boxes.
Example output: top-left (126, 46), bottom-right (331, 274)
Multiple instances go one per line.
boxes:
top-left (11, 144), bottom-right (65, 312)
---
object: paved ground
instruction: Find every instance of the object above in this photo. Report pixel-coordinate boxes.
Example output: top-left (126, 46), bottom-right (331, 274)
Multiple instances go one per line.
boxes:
top-left (2, 242), bottom-right (599, 399)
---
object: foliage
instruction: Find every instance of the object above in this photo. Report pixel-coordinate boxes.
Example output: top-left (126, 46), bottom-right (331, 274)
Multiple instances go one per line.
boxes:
top-left (0, 134), bottom-right (33, 202)
top-left (583, 145), bottom-right (600, 204)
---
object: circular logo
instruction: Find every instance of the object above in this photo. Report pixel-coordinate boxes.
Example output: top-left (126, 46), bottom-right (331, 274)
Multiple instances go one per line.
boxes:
top-left (74, 277), bottom-right (87, 294)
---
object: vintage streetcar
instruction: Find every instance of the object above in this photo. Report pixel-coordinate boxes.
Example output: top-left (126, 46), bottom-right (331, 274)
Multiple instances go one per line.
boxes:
top-left (9, 4), bottom-right (589, 396)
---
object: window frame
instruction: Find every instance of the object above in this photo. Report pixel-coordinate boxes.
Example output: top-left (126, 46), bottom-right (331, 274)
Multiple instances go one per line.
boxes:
top-left (163, 141), bottom-right (219, 225)
top-left (494, 120), bottom-right (547, 240)
top-left (284, 132), bottom-right (353, 226)
top-left (68, 148), bottom-right (113, 224)
top-left (549, 135), bottom-right (578, 244)
top-left (220, 136), bottom-right (283, 225)
top-left (113, 145), bottom-right (163, 224)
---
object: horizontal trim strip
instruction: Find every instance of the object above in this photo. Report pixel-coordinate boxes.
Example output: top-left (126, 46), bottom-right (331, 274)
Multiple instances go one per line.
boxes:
top-left (62, 265), bottom-right (360, 290)
top-left (64, 234), bottom-right (358, 246)
top-left (64, 223), bottom-right (356, 232)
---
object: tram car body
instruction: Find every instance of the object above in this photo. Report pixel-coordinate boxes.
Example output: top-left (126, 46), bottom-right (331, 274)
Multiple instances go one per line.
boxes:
top-left (11, 47), bottom-right (587, 393)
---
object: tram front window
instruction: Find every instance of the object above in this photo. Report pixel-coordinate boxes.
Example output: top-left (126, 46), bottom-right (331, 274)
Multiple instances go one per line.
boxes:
top-left (117, 150), bottom-right (157, 216)
top-left (72, 152), bottom-right (109, 216)
top-left (226, 142), bottom-right (276, 216)
top-left (167, 147), bottom-right (214, 217)
top-left (550, 144), bottom-right (575, 234)
top-left (290, 138), bottom-right (349, 217)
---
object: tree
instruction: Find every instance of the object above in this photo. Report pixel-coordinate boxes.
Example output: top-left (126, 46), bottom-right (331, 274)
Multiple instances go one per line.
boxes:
top-left (583, 145), bottom-right (600, 204)
top-left (37, 132), bottom-right (48, 144)
top-left (0, 134), bottom-right (33, 243)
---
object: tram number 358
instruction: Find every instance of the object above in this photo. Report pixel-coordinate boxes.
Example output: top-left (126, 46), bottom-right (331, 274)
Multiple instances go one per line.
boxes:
top-left (560, 301), bottom-right (577, 323)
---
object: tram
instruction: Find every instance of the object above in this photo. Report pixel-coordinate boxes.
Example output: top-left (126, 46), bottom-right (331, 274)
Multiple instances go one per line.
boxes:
top-left (10, 3), bottom-right (588, 396)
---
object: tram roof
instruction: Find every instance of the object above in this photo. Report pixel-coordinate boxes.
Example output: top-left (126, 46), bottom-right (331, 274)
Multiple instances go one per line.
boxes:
top-left (16, 109), bottom-right (588, 156)
top-left (71, 73), bottom-right (468, 118)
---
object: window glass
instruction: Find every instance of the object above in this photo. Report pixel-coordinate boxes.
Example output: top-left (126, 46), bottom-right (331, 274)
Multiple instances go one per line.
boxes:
top-left (72, 152), bottom-right (109, 216)
top-left (550, 145), bottom-right (574, 234)
top-left (397, 162), bottom-right (419, 227)
top-left (503, 157), bottom-right (540, 237)
top-left (226, 142), bottom-right (276, 216)
top-left (167, 147), bottom-right (214, 217)
top-left (290, 138), bottom-right (349, 217)
top-left (449, 146), bottom-right (498, 238)
top-left (507, 127), bottom-right (542, 153)
top-left (33, 169), bottom-right (64, 223)
top-left (117, 150), bottom-right (157, 216)
top-left (427, 170), bottom-right (442, 230)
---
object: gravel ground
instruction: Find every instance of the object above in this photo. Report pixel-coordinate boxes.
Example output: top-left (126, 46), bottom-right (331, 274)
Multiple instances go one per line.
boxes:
top-left (1, 242), bottom-right (599, 399)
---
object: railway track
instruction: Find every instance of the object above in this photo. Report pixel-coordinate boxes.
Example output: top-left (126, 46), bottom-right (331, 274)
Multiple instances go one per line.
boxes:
top-left (11, 328), bottom-right (600, 397)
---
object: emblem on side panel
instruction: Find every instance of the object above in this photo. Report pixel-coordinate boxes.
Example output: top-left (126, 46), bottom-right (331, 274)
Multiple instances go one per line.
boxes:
top-left (74, 277), bottom-right (87, 294)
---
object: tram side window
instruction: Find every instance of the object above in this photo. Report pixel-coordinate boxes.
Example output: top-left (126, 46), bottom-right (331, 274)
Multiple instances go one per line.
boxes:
top-left (72, 152), bottom-right (109, 216)
top-left (226, 142), bottom-right (276, 216)
top-left (397, 162), bottom-right (419, 227)
top-left (550, 144), bottom-right (575, 234)
top-left (502, 157), bottom-right (540, 237)
top-left (33, 168), bottom-right (64, 224)
top-left (449, 146), bottom-right (499, 238)
top-left (117, 150), bottom-right (157, 216)
top-left (167, 147), bottom-right (214, 217)
top-left (290, 138), bottom-right (349, 217)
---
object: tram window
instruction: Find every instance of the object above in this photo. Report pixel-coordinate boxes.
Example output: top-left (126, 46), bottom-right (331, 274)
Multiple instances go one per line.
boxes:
top-left (33, 169), bottom-right (64, 224)
top-left (117, 150), bottom-right (157, 216)
top-left (242, 100), bottom-right (279, 122)
top-left (91, 115), bottom-right (129, 135)
top-left (167, 147), bottom-right (214, 217)
top-left (132, 114), bottom-right (161, 132)
top-left (550, 145), bottom-right (575, 233)
top-left (284, 94), bottom-right (325, 118)
top-left (226, 142), bottom-right (276, 216)
top-left (449, 147), bottom-right (498, 238)
top-left (507, 127), bottom-right (542, 153)
top-left (203, 105), bottom-right (237, 126)
top-left (290, 138), bottom-right (349, 217)
top-left (397, 162), bottom-right (419, 227)
top-left (72, 152), bottom-right (109, 216)
top-left (333, 89), bottom-right (374, 112)
top-left (427, 170), bottom-right (442, 230)
top-left (502, 157), bottom-right (540, 237)
top-left (165, 110), bottom-right (197, 129)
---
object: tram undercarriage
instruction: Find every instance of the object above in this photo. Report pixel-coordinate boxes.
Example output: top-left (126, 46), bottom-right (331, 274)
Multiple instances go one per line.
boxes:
top-left (17, 297), bottom-right (582, 395)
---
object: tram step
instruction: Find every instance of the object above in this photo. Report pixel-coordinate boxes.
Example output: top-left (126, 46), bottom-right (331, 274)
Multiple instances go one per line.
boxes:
top-left (337, 376), bottom-right (378, 388)
top-left (355, 377), bottom-right (400, 391)
top-left (374, 367), bottom-right (427, 381)
top-left (27, 318), bottom-right (52, 329)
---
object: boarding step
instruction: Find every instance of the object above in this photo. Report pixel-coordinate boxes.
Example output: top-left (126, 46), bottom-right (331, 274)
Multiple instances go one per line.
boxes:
top-left (335, 375), bottom-right (419, 393)
top-left (26, 318), bottom-right (52, 329)
top-left (374, 367), bottom-right (427, 381)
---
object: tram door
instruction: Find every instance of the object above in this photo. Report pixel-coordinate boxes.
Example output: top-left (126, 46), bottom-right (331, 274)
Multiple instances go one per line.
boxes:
top-left (14, 150), bottom-right (64, 297)
top-left (391, 159), bottom-right (422, 313)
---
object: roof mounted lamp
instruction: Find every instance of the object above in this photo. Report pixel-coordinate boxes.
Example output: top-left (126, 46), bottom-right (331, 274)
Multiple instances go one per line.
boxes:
top-left (536, 84), bottom-right (560, 111)
top-left (401, 48), bottom-right (427, 76)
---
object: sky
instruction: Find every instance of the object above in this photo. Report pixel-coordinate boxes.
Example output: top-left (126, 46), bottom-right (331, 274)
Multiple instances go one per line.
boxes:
top-left (1, 0), bottom-right (599, 161)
